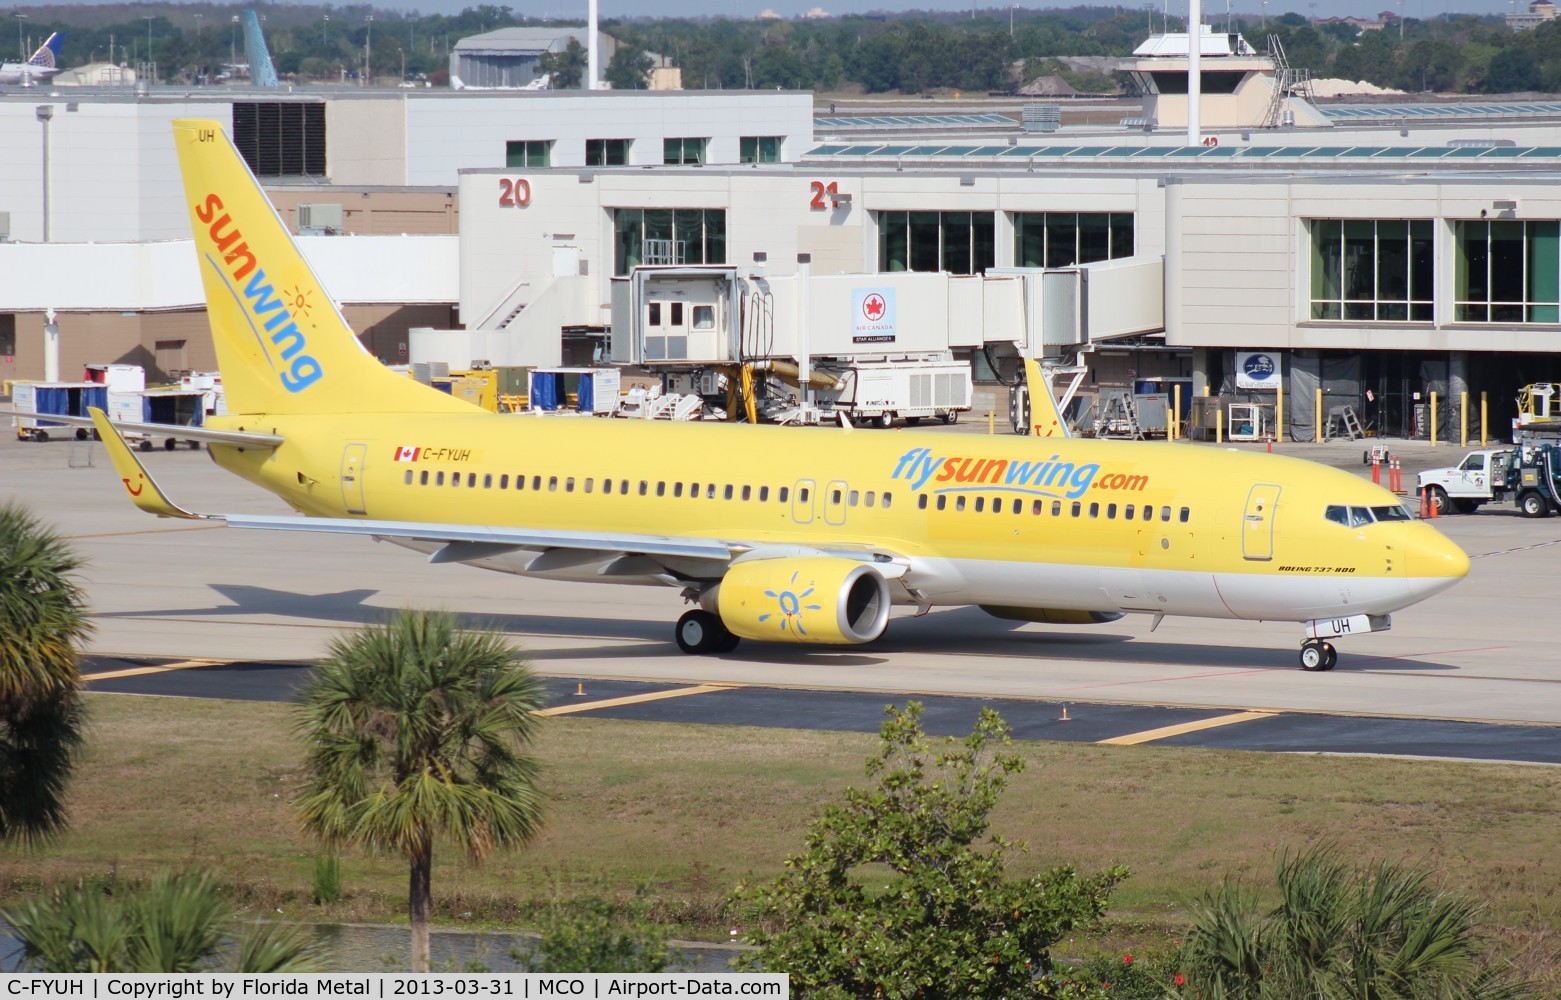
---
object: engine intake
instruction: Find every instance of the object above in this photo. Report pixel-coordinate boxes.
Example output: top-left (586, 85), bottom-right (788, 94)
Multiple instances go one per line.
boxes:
top-left (718, 556), bottom-right (891, 644)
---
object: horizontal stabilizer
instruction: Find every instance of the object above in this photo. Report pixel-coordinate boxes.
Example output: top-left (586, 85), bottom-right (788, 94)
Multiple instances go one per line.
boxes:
top-left (15, 411), bottom-right (282, 449)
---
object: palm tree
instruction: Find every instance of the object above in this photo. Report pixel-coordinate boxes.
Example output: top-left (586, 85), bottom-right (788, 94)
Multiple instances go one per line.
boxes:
top-left (5, 870), bottom-right (322, 972)
top-left (0, 501), bottom-right (93, 845)
top-left (1182, 845), bottom-right (1536, 999)
top-left (294, 609), bottom-right (546, 972)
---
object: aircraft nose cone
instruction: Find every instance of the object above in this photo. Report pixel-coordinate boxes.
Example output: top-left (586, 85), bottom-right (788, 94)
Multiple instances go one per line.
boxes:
top-left (1403, 527), bottom-right (1470, 601)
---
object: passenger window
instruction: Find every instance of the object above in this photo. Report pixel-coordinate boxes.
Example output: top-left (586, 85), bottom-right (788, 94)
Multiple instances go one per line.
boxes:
top-left (1071, 502), bottom-right (1082, 517)
top-left (420, 470), bottom-right (429, 486)
top-left (533, 476), bottom-right (543, 491)
top-left (1012, 499), bottom-right (1022, 514)
top-left (691, 482), bottom-right (700, 498)
top-left (1125, 504), bottom-right (1135, 519)
top-left (760, 486), bottom-right (770, 502)
top-left (451, 475), bottom-right (460, 489)
top-left (800, 487), bottom-right (810, 502)
top-left (936, 495), bottom-right (947, 511)
top-left (621, 480), bottom-right (631, 494)
top-left (601, 479), bottom-right (612, 495)
top-left (639, 481), bottom-right (649, 496)
top-left (995, 499), bottom-right (1005, 515)
top-left (480, 474), bottom-right (490, 489)
top-left (975, 497), bottom-right (985, 513)
top-left (565, 477), bottom-right (575, 492)
top-left (1142, 505), bottom-right (1153, 522)
top-left (780, 487), bottom-right (790, 503)
top-left (742, 485), bottom-right (752, 501)
top-left (467, 473), bottom-right (477, 487)
top-left (1325, 505), bottom-right (1350, 526)
top-left (706, 484), bottom-right (716, 499)
top-left (919, 495), bottom-right (929, 510)
top-left (436, 471), bottom-right (445, 486)
top-left (832, 489), bottom-right (842, 504)
top-left (1089, 502), bottom-right (1100, 518)
top-left (656, 482), bottom-right (666, 497)
top-left (1032, 499), bottom-right (1044, 515)
top-left (956, 496), bottom-right (967, 512)
top-left (882, 493), bottom-right (892, 508)
top-left (403, 470), bottom-right (412, 485)
top-left (1179, 507), bottom-right (1190, 522)
top-left (1107, 503), bottom-right (1118, 519)
top-left (546, 477), bottom-right (556, 492)
top-left (865, 491), bottom-right (875, 508)
top-left (583, 478), bottom-right (592, 493)
top-left (674, 482), bottom-right (684, 498)
top-left (1161, 506), bottom-right (1171, 521)
top-left (1051, 501), bottom-right (1061, 516)
top-left (500, 474), bottom-right (509, 489)
top-left (725, 485), bottom-right (734, 500)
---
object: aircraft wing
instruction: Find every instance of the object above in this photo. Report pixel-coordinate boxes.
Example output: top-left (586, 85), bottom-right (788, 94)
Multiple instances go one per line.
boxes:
top-left (88, 407), bottom-right (910, 580)
top-left (20, 410), bottom-right (283, 448)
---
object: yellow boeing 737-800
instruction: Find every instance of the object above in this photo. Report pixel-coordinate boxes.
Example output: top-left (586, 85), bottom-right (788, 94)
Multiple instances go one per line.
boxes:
top-left (78, 119), bottom-right (1469, 671)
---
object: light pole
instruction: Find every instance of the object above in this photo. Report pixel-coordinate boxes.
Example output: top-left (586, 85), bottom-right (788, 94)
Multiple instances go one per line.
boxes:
top-left (1010, 3), bottom-right (1019, 37)
top-left (143, 15), bottom-right (155, 83)
top-left (364, 14), bottom-right (372, 85)
top-left (14, 11), bottom-right (25, 62)
top-left (36, 104), bottom-right (52, 243)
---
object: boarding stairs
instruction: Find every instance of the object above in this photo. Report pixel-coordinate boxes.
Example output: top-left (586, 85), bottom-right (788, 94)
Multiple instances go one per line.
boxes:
top-left (1324, 405), bottom-right (1365, 442)
top-left (1095, 394), bottom-right (1145, 440)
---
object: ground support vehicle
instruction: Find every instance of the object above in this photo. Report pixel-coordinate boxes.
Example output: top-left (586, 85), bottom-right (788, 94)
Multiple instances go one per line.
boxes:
top-left (816, 358), bottom-right (971, 428)
top-left (1415, 448), bottom-right (1514, 515)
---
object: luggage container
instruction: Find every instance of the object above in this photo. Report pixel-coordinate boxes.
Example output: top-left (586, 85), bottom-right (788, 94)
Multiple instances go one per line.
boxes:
top-left (12, 381), bottom-right (108, 441)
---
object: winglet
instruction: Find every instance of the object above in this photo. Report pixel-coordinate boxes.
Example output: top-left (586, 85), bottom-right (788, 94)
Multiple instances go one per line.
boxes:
top-left (1024, 359), bottom-right (1072, 439)
top-left (88, 408), bottom-right (209, 520)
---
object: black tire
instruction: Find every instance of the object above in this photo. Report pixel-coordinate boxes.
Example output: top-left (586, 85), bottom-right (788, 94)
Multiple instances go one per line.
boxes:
top-left (1428, 485), bottom-right (1450, 516)
top-left (1321, 643), bottom-right (1337, 671)
top-left (943, 410), bottom-right (958, 425)
top-left (905, 416), bottom-right (921, 427)
top-left (1300, 641), bottom-right (1328, 672)
top-left (74, 427), bottom-right (88, 441)
top-left (877, 412), bottom-right (895, 429)
top-left (33, 430), bottom-right (49, 443)
top-left (138, 440), bottom-right (152, 452)
top-left (1453, 499), bottom-right (1481, 515)
top-left (1520, 490), bottom-right (1550, 518)
top-left (164, 438), bottom-right (177, 451)
top-left (675, 609), bottom-right (734, 655)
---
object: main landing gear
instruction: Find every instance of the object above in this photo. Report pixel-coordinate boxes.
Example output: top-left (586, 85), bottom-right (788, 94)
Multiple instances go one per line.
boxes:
top-left (675, 609), bottom-right (741, 655)
top-left (1299, 639), bottom-right (1337, 672)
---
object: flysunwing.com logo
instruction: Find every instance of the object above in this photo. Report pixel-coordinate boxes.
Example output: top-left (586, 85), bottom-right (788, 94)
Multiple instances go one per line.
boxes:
top-left (891, 447), bottom-right (1149, 499)
top-left (195, 191), bottom-right (323, 393)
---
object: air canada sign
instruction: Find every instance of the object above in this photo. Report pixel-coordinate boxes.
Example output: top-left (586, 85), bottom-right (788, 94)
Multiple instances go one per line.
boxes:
top-left (852, 287), bottom-right (896, 344)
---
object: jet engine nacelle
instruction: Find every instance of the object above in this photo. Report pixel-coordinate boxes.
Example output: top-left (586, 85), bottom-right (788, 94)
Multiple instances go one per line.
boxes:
top-left (718, 556), bottom-right (891, 644)
top-left (980, 606), bottom-right (1125, 625)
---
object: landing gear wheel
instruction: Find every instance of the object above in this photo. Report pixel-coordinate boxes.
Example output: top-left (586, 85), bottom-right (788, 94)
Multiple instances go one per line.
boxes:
top-left (1427, 485), bottom-right (1449, 516)
top-left (675, 609), bottom-right (738, 655)
top-left (1300, 639), bottom-right (1335, 672)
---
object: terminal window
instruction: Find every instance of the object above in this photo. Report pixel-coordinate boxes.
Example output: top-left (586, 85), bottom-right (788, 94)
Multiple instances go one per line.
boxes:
top-left (1310, 219), bottom-right (1433, 322)
top-left (740, 136), bottom-right (782, 163)
top-left (586, 139), bottom-right (631, 166)
top-left (613, 209), bottom-right (726, 275)
top-left (232, 102), bottom-right (326, 178)
top-left (1014, 213), bottom-right (1134, 268)
top-left (664, 138), bottom-right (708, 165)
top-left (878, 211), bottom-right (996, 275)
top-left (506, 140), bottom-right (552, 168)
top-left (1454, 220), bottom-right (1560, 323)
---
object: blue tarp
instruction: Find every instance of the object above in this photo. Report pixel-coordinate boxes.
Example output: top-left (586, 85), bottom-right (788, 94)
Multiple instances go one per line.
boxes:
top-left (33, 385), bottom-right (107, 426)
top-left (576, 374), bottom-right (593, 412)
top-left (531, 372), bottom-right (560, 411)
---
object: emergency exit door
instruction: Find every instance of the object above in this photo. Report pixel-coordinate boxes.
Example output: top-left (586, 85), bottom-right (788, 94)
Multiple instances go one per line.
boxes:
top-left (341, 443), bottom-right (367, 515)
top-left (1242, 483), bottom-right (1280, 560)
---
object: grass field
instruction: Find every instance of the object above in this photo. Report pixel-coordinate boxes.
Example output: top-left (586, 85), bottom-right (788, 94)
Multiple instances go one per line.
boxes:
top-left (2, 693), bottom-right (1557, 982)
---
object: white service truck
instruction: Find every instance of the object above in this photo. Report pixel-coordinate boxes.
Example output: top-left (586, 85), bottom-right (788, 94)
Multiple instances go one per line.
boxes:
top-left (818, 358), bottom-right (972, 428)
top-left (1415, 448), bottom-right (1514, 515)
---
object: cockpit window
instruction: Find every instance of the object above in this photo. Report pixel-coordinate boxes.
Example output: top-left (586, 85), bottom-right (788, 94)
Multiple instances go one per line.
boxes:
top-left (1371, 504), bottom-right (1414, 522)
top-left (1325, 504), bottom-right (1376, 527)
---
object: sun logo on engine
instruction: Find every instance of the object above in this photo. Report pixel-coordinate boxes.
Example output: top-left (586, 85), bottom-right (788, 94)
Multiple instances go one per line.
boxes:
top-left (760, 571), bottom-right (822, 636)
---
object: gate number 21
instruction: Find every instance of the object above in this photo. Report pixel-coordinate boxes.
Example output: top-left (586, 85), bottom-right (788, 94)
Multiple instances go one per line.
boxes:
top-left (809, 180), bottom-right (839, 209)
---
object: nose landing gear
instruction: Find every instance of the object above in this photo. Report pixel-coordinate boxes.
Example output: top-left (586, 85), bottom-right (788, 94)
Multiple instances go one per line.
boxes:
top-left (1299, 639), bottom-right (1337, 671)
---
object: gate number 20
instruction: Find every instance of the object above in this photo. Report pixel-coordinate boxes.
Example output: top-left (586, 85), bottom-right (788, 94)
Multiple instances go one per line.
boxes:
top-left (498, 178), bottom-right (532, 207)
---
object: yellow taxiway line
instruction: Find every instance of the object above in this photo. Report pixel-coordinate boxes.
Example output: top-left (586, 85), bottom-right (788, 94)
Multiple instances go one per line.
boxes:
top-left (1098, 710), bottom-right (1277, 746)
top-left (538, 683), bottom-right (737, 717)
top-left (84, 658), bottom-right (230, 683)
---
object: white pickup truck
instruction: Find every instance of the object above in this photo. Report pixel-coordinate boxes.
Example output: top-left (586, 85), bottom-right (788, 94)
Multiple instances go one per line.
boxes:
top-left (1416, 448), bottom-right (1514, 515)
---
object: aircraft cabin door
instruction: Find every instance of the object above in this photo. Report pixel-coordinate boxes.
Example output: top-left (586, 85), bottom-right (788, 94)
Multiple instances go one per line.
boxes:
top-left (1241, 483), bottom-right (1281, 560)
top-left (824, 480), bottom-right (849, 526)
top-left (791, 479), bottom-right (816, 524)
top-left (341, 443), bottom-right (368, 515)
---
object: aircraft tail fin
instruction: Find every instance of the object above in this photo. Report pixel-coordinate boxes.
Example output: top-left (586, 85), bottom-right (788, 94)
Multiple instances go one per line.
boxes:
top-left (171, 119), bottom-right (472, 417)
top-left (1023, 359), bottom-right (1072, 439)
top-left (241, 12), bottom-right (279, 88)
top-left (28, 32), bottom-right (62, 68)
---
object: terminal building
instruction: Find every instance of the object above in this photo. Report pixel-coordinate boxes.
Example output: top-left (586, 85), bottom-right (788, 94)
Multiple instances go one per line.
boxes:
top-left (6, 29), bottom-right (1561, 437)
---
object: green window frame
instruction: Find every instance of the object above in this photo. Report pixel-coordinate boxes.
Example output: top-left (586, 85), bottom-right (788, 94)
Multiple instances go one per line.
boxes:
top-left (877, 211), bottom-right (995, 275)
top-left (585, 138), bottom-right (631, 166)
top-left (740, 136), bottom-right (782, 163)
top-left (1013, 212), bottom-right (1135, 268)
top-left (505, 140), bottom-right (552, 168)
top-left (1455, 220), bottom-right (1560, 323)
top-left (1309, 219), bottom-right (1433, 322)
top-left (613, 209), bottom-right (727, 275)
top-left (663, 137), bottom-right (707, 165)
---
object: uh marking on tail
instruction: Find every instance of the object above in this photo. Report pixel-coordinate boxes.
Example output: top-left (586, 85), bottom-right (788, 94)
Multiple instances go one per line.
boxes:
top-left (194, 192), bottom-right (323, 393)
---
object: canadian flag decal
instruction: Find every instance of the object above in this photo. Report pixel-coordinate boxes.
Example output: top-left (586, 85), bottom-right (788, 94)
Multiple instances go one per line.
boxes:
top-left (393, 446), bottom-right (420, 462)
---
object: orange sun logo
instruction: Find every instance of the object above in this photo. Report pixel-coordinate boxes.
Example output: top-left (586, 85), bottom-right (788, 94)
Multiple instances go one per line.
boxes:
top-left (285, 285), bottom-right (314, 320)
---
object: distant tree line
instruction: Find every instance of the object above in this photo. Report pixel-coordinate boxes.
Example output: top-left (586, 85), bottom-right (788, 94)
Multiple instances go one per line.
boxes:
top-left (11, 4), bottom-right (1561, 100)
